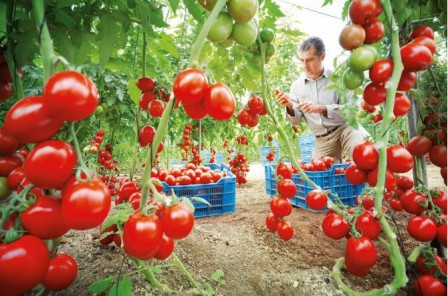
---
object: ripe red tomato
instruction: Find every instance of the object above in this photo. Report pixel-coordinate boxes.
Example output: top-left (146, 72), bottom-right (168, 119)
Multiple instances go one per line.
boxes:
top-left (117, 181), bottom-right (139, 203)
top-left (349, 0), bottom-right (382, 25)
top-left (0, 235), bottom-right (50, 295)
top-left (397, 71), bottom-right (417, 91)
top-left (0, 153), bottom-right (22, 177)
top-left (413, 275), bottom-right (447, 296)
top-left (437, 224), bottom-right (447, 247)
top-left (139, 125), bottom-right (156, 147)
top-left (410, 25), bottom-right (434, 39)
top-left (270, 196), bottom-right (292, 218)
top-left (183, 100), bottom-right (207, 120)
top-left (363, 82), bottom-right (386, 105)
top-left (41, 253), bottom-right (78, 291)
top-left (123, 212), bottom-right (163, 259)
top-left (204, 83), bottom-right (236, 121)
top-left (136, 77), bottom-right (155, 92)
top-left (362, 16), bottom-right (384, 44)
top-left (406, 135), bottom-right (433, 156)
top-left (409, 36), bottom-right (436, 54)
top-left (353, 141), bottom-right (379, 170)
top-left (416, 254), bottom-right (447, 276)
top-left (277, 179), bottom-right (296, 198)
top-left (139, 92), bottom-right (155, 109)
top-left (3, 96), bottom-right (63, 143)
top-left (345, 255), bottom-right (370, 276)
top-left (400, 43), bottom-right (433, 72)
top-left (247, 95), bottom-right (264, 114)
top-left (43, 70), bottom-right (99, 121)
top-left (237, 108), bottom-right (252, 125)
top-left (322, 213), bottom-right (349, 240)
top-left (305, 190), bottom-right (328, 211)
top-left (345, 236), bottom-right (377, 269)
top-left (265, 213), bottom-right (279, 232)
top-left (386, 145), bottom-right (414, 173)
top-left (24, 140), bottom-right (77, 189)
top-left (389, 198), bottom-right (403, 211)
top-left (393, 93), bottom-right (411, 117)
top-left (247, 113), bottom-right (259, 127)
top-left (0, 126), bottom-right (23, 155)
top-left (6, 166), bottom-right (26, 189)
top-left (366, 167), bottom-right (396, 191)
top-left (358, 194), bottom-right (375, 209)
top-left (147, 99), bottom-right (165, 118)
top-left (429, 145), bottom-right (447, 167)
top-left (396, 175), bottom-right (414, 190)
top-left (276, 163), bottom-right (293, 180)
top-left (160, 203), bottom-right (195, 240)
top-left (154, 234), bottom-right (175, 261)
top-left (173, 68), bottom-right (208, 105)
top-left (276, 220), bottom-right (294, 241)
top-left (345, 164), bottom-right (367, 185)
top-left (407, 216), bottom-right (437, 242)
top-left (61, 178), bottom-right (111, 230)
top-left (369, 59), bottom-right (393, 85)
top-left (355, 213), bottom-right (382, 240)
top-left (21, 195), bottom-right (70, 239)
top-left (432, 190), bottom-right (447, 214)
top-left (400, 190), bottom-right (428, 215)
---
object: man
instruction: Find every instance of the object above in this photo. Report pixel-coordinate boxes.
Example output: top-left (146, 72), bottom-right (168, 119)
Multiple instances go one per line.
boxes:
top-left (275, 36), bottom-right (368, 163)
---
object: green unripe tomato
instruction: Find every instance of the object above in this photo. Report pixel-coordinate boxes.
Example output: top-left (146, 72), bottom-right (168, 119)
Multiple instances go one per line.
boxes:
top-left (83, 146), bottom-right (90, 153)
top-left (348, 45), bottom-right (378, 72)
top-left (218, 37), bottom-right (235, 48)
top-left (248, 41), bottom-right (260, 54)
top-left (260, 28), bottom-right (275, 43)
top-left (227, 0), bottom-right (258, 23)
top-left (95, 105), bottom-right (104, 114)
top-left (251, 54), bottom-right (263, 67)
top-left (357, 110), bottom-right (368, 119)
top-left (207, 12), bottom-right (233, 43)
top-left (343, 68), bottom-right (364, 90)
top-left (265, 43), bottom-right (276, 57)
top-left (231, 21), bottom-right (258, 47)
top-left (0, 177), bottom-right (11, 200)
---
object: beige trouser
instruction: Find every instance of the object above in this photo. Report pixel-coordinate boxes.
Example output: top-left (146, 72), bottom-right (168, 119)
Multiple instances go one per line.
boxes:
top-left (313, 124), bottom-right (369, 164)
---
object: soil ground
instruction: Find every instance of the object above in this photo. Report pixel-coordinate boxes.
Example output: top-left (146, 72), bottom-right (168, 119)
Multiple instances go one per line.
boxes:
top-left (59, 163), bottom-right (444, 296)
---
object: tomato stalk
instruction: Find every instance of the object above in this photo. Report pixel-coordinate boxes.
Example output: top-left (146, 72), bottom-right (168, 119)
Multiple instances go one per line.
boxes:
top-left (131, 258), bottom-right (172, 292)
top-left (171, 253), bottom-right (207, 294)
top-left (187, 0), bottom-right (228, 68)
top-left (69, 122), bottom-right (89, 172)
top-left (31, 0), bottom-right (57, 80)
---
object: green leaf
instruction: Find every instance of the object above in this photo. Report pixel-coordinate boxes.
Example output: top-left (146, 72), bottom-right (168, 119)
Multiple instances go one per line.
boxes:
top-left (150, 265), bottom-right (164, 275)
top-left (191, 196), bottom-right (211, 206)
top-left (263, 0), bottom-right (285, 17)
top-left (73, 33), bottom-right (94, 64)
top-left (168, 0), bottom-right (180, 13)
top-left (55, 0), bottom-right (79, 9)
top-left (0, 3), bottom-right (7, 33)
top-left (184, 0), bottom-right (204, 23)
top-left (127, 78), bottom-right (140, 106)
top-left (127, 0), bottom-right (137, 9)
top-left (54, 8), bottom-right (78, 29)
top-left (52, 28), bottom-right (75, 62)
top-left (211, 269), bottom-right (225, 283)
top-left (160, 33), bottom-right (179, 58)
top-left (108, 277), bottom-right (132, 296)
top-left (98, 15), bottom-right (121, 66)
top-left (89, 276), bottom-right (117, 294)
top-left (240, 67), bottom-right (259, 91)
top-left (149, 8), bottom-right (169, 28)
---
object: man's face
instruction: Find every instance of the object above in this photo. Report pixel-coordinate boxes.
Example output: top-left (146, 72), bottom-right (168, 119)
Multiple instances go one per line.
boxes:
top-left (299, 47), bottom-right (325, 79)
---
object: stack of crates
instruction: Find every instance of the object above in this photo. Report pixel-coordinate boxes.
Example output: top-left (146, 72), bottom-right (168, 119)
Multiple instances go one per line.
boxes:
top-left (264, 163), bottom-right (364, 211)
top-left (298, 134), bottom-right (315, 163)
top-left (162, 163), bottom-right (236, 218)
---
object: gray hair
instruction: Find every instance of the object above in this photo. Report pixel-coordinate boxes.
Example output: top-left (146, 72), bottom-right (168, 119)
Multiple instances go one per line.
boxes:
top-left (299, 37), bottom-right (325, 56)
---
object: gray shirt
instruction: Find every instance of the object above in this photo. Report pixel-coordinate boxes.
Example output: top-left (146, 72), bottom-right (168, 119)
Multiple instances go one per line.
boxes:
top-left (286, 68), bottom-right (346, 136)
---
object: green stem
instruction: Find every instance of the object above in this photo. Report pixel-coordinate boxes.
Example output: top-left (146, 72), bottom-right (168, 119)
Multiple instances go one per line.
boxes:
top-left (172, 253), bottom-right (206, 294)
top-left (31, 0), bottom-right (57, 80)
top-left (131, 258), bottom-right (172, 292)
top-left (188, 0), bottom-right (228, 68)
top-left (70, 122), bottom-right (88, 169)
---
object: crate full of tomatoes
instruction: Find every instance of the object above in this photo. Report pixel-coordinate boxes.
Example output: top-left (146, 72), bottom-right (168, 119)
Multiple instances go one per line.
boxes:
top-left (265, 158), bottom-right (364, 211)
top-left (161, 163), bottom-right (236, 218)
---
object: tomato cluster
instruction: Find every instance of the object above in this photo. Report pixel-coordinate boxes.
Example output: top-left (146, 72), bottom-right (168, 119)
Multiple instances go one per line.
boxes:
top-left (0, 70), bottom-right (110, 294)
top-left (154, 162), bottom-right (226, 187)
top-left (228, 152), bottom-right (249, 184)
top-left (237, 94), bottom-right (268, 128)
top-left (299, 156), bottom-right (336, 172)
top-left (265, 162), bottom-right (296, 240)
top-left (177, 124), bottom-right (203, 165)
top-left (100, 202), bottom-right (194, 261)
top-left (137, 76), bottom-right (171, 118)
top-left (173, 68), bottom-right (236, 121)
top-left (200, 0), bottom-right (259, 49)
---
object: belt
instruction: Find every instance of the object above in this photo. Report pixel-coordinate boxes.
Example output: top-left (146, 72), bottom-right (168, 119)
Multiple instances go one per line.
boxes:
top-left (315, 126), bottom-right (342, 138)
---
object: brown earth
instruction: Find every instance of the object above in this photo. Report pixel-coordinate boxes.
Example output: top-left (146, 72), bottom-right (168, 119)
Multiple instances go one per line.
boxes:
top-left (58, 163), bottom-right (445, 296)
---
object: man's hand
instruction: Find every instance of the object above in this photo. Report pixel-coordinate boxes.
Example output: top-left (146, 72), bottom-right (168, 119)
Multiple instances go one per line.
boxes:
top-left (274, 89), bottom-right (292, 109)
top-left (297, 102), bottom-right (326, 114)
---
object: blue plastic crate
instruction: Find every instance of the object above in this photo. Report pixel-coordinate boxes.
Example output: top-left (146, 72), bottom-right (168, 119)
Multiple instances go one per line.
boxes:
top-left (300, 149), bottom-right (313, 163)
top-left (162, 163), bottom-right (236, 218)
top-left (260, 146), bottom-right (280, 166)
top-left (298, 133), bottom-right (315, 146)
top-left (264, 163), bottom-right (364, 211)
